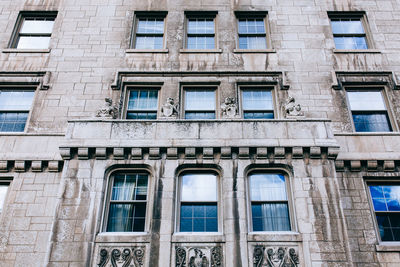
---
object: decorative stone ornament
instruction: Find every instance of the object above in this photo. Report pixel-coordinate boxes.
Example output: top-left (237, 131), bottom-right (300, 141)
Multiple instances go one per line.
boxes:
top-left (284, 96), bottom-right (304, 118)
top-left (96, 247), bottom-right (144, 267)
top-left (221, 97), bottom-right (238, 118)
top-left (253, 246), bottom-right (299, 267)
top-left (175, 246), bottom-right (222, 267)
top-left (95, 97), bottom-right (119, 119)
top-left (161, 97), bottom-right (179, 118)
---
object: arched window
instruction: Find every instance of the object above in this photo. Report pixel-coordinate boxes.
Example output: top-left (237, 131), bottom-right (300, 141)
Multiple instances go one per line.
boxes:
top-left (178, 172), bottom-right (218, 232)
top-left (104, 172), bottom-right (149, 232)
top-left (248, 172), bottom-right (291, 231)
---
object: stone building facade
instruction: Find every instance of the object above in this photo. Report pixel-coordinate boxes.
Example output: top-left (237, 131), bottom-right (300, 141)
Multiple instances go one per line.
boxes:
top-left (0, 0), bottom-right (400, 266)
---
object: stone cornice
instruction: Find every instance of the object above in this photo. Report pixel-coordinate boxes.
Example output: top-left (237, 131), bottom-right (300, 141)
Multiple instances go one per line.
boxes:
top-left (0, 160), bottom-right (63, 173)
top-left (335, 160), bottom-right (399, 172)
top-left (59, 146), bottom-right (340, 161)
top-left (0, 71), bottom-right (51, 90)
top-left (332, 71), bottom-right (400, 90)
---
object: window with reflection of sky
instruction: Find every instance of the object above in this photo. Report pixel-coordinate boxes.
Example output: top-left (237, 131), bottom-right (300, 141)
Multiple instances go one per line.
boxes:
top-left (181, 174), bottom-right (217, 201)
top-left (369, 185), bottom-right (400, 211)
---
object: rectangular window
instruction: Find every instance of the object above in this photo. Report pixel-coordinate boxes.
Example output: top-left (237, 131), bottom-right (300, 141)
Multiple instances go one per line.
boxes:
top-left (237, 16), bottom-right (268, 49)
top-left (0, 89), bottom-right (35, 132)
top-left (126, 88), bottom-right (159, 120)
top-left (347, 90), bottom-right (392, 132)
top-left (368, 184), bottom-right (400, 242)
top-left (179, 173), bottom-right (218, 232)
top-left (106, 173), bottom-right (148, 232)
top-left (0, 181), bottom-right (10, 214)
top-left (10, 12), bottom-right (57, 49)
top-left (249, 173), bottom-right (291, 231)
top-left (242, 87), bottom-right (274, 119)
top-left (132, 13), bottom-right (165, 49)
top-left (184, 88), bottom-right (216, 119)
top-left (329, 13), bottom-right (369, 50)
top-left (186, 15), bottom-right (215, 49)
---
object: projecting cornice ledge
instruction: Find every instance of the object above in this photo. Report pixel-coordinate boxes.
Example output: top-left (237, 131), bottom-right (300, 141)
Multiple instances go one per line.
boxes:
top-left (58, 146), bottom-right (340, 161)
top-left (0, 71), bottom-right (51, 90)
top-left (332, 71), bottom-right (400, 90)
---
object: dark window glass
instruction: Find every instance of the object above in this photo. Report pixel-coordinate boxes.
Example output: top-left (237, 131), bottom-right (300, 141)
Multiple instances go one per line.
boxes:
top-left (0, 90), bottom-right (34, 132)
top-left (186, 18), bottom-right (215, 49)
top-left (134, 17), bottom-right (164, 49)
top-left (179, 173), bottom-right (218, 232)
top-left (330, 18), bottom-right (368, 49)
top-left (238, 18), bottom-right (267, 49)
top-left (249, 173), bottom-right (291, 231)
top-left (369, 185), bottom-right (400, 241)
top-left (126, 89), bottom-right (158, 120)
top-left (106, 173), bottom-right (148, 232)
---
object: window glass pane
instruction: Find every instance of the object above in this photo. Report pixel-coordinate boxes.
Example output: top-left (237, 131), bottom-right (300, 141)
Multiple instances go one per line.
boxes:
top-left (376, 214), bottom-right (400, 241)
top-left (20, 19), bottom-right (54, 34)
top-left (107, 203), bottom-right (146, 232)
top-left (250, 173), bottom-right (287, 201)
top-left (0, 90), bottom-right (34, 110)
top-left (181, 174), bottom-right (217, 201)
top-left (352, 113), bottom-right (391, 132)
top-left (126, 112), bottom-right (157, 120)
top-left (180, 203), bottom-right (217, 232)
top-left (239, 36), bottom-right (267, 49)
top-left (331, 19), bottom-right (365, 34)
top-left (111, 174), bottom-right (148, 201)
top-left (238, 18), bottom-right (265, 34)
top-left (252, 203), bottom-right (290, 231)
top-left (185, 112), bottom-right (215, 120)
top-left (137, 18), bottom-right (164, 34)
top-left (0, 185), bottom-right (9, 213)
top-left (243, 112), bottom-right (274, 119)
top-left (188, 18), bottom-right (214, 34)
top-left (187, 36), bottom-right (214, 49)
top-left (347, 91), bottom-right (386, 111)
top-left (17, 36), bottom-right (51, 49)
top-left (135, 36), bottom-right (163, 49)
top-left (242, 89), bottom-right (273, 110)
top-left (0, 112), bottom-right (28, 132)
top-left (185, 90), bottom-right (215, 111)
top-left (128, 89), bottom-right (158, 111)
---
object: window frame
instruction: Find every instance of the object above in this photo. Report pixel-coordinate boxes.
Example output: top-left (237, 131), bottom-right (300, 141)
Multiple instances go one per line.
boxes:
top-left (175, 169), bottom-right (222, 233)
top-left (0, 86), bottom-right (37, 133)
top-left (245, 169), bottom-right (296, 233)
top-left (184, 11), bottom-right (218, 50)
top-left (181, 85), bottom-right (218, 120)
top-left (122, 85), bottom-right (161, 120)
top-left (0, 178), bottom-right (11, 218)
top-left (345, 87), bottom-right (396, 132)
top-left (239, 85), bottom-right (277, 119)
top-left (235, 11), bottom-right (271, 50)
top-left (101, 169), bottom-right (153, 233)
top-left (8, 11), bottom-right (57, 49)
top-left (328, 11), bottom-right (374, 50)
top-left (366, 179), bottom-right (400, 243)
top-left (130, 11), bottom-right (167, 50)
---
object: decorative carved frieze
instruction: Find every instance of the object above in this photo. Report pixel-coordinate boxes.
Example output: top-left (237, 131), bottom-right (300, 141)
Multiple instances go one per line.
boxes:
top-left (252, 246), bottom-right (299, 267)
top-left (96, 247), bottom-right (145, 267)
top-left (175, 246), bottom-right (223, 267)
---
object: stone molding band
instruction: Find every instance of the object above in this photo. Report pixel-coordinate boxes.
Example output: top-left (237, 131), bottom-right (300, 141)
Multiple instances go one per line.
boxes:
top-left (0, 160), bottom-right (63, 173)
top-left (335, 159), bottom-right (399, 172)
top-left (59, 146), bottom-right (341, 161)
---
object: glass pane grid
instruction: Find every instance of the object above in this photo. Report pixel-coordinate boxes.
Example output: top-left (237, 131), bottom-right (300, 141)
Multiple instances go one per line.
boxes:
top-left (352, 112), bottom-right (391, 132)
top-left (239, 36), bottom-right (267, 49)
top-left (252, 203), bottom-right (290, 231)
top-left (107, 174), bottom-right (148, 232)
top-left (188, 18), bottom-right (214, 34)
top-left (347, 91), bottom-right (386, 111)
top-left (180, 203), bottom-right (218, 232)
top-left (127, 89), bottom-right (158, 119)
top-left (331, 18), bottom-right (368, 49)
top-left (0, 112), bottom-right (28, 132)
top-left (187, 36), bottom-right (214, 49)
top-left (135, 36), bottom-right (163, 49)
top-left (137, 18), bottom-right (164, 34)
top-left (185, 90), bottom-right (215, 111)
top-left (238, 18), bottom-right (265, 34)
top-left (0, 90), bottom-right (35, 110)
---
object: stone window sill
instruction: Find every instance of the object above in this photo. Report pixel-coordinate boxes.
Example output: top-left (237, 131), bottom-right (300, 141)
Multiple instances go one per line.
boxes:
top-left (333, 49), bottom-right (380, 54)
top-left (233, 49), bottom-right (276, 53)
top-left (95, 232), bottom-right (150, 243)
top-left (180, 48), bottom-right (222, 54)
top-left (2, 48), bottom-right (51, 53)
top-left (248, 231), bottom-right (302, 242)
top-left (172, 233), bottom-right (225, 243)
top-left (376, 243), bottom-right (400, 252)
top-left (125, 49), bottom-right (169, 53)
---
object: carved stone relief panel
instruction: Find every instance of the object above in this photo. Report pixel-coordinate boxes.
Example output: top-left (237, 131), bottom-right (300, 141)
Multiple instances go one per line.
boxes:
top-left (250, 244), bottom-right (300, 267)
top-left (95, 246), bottom-right (145, 267)
top-left (174, 245), bottom-right (223, 267)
